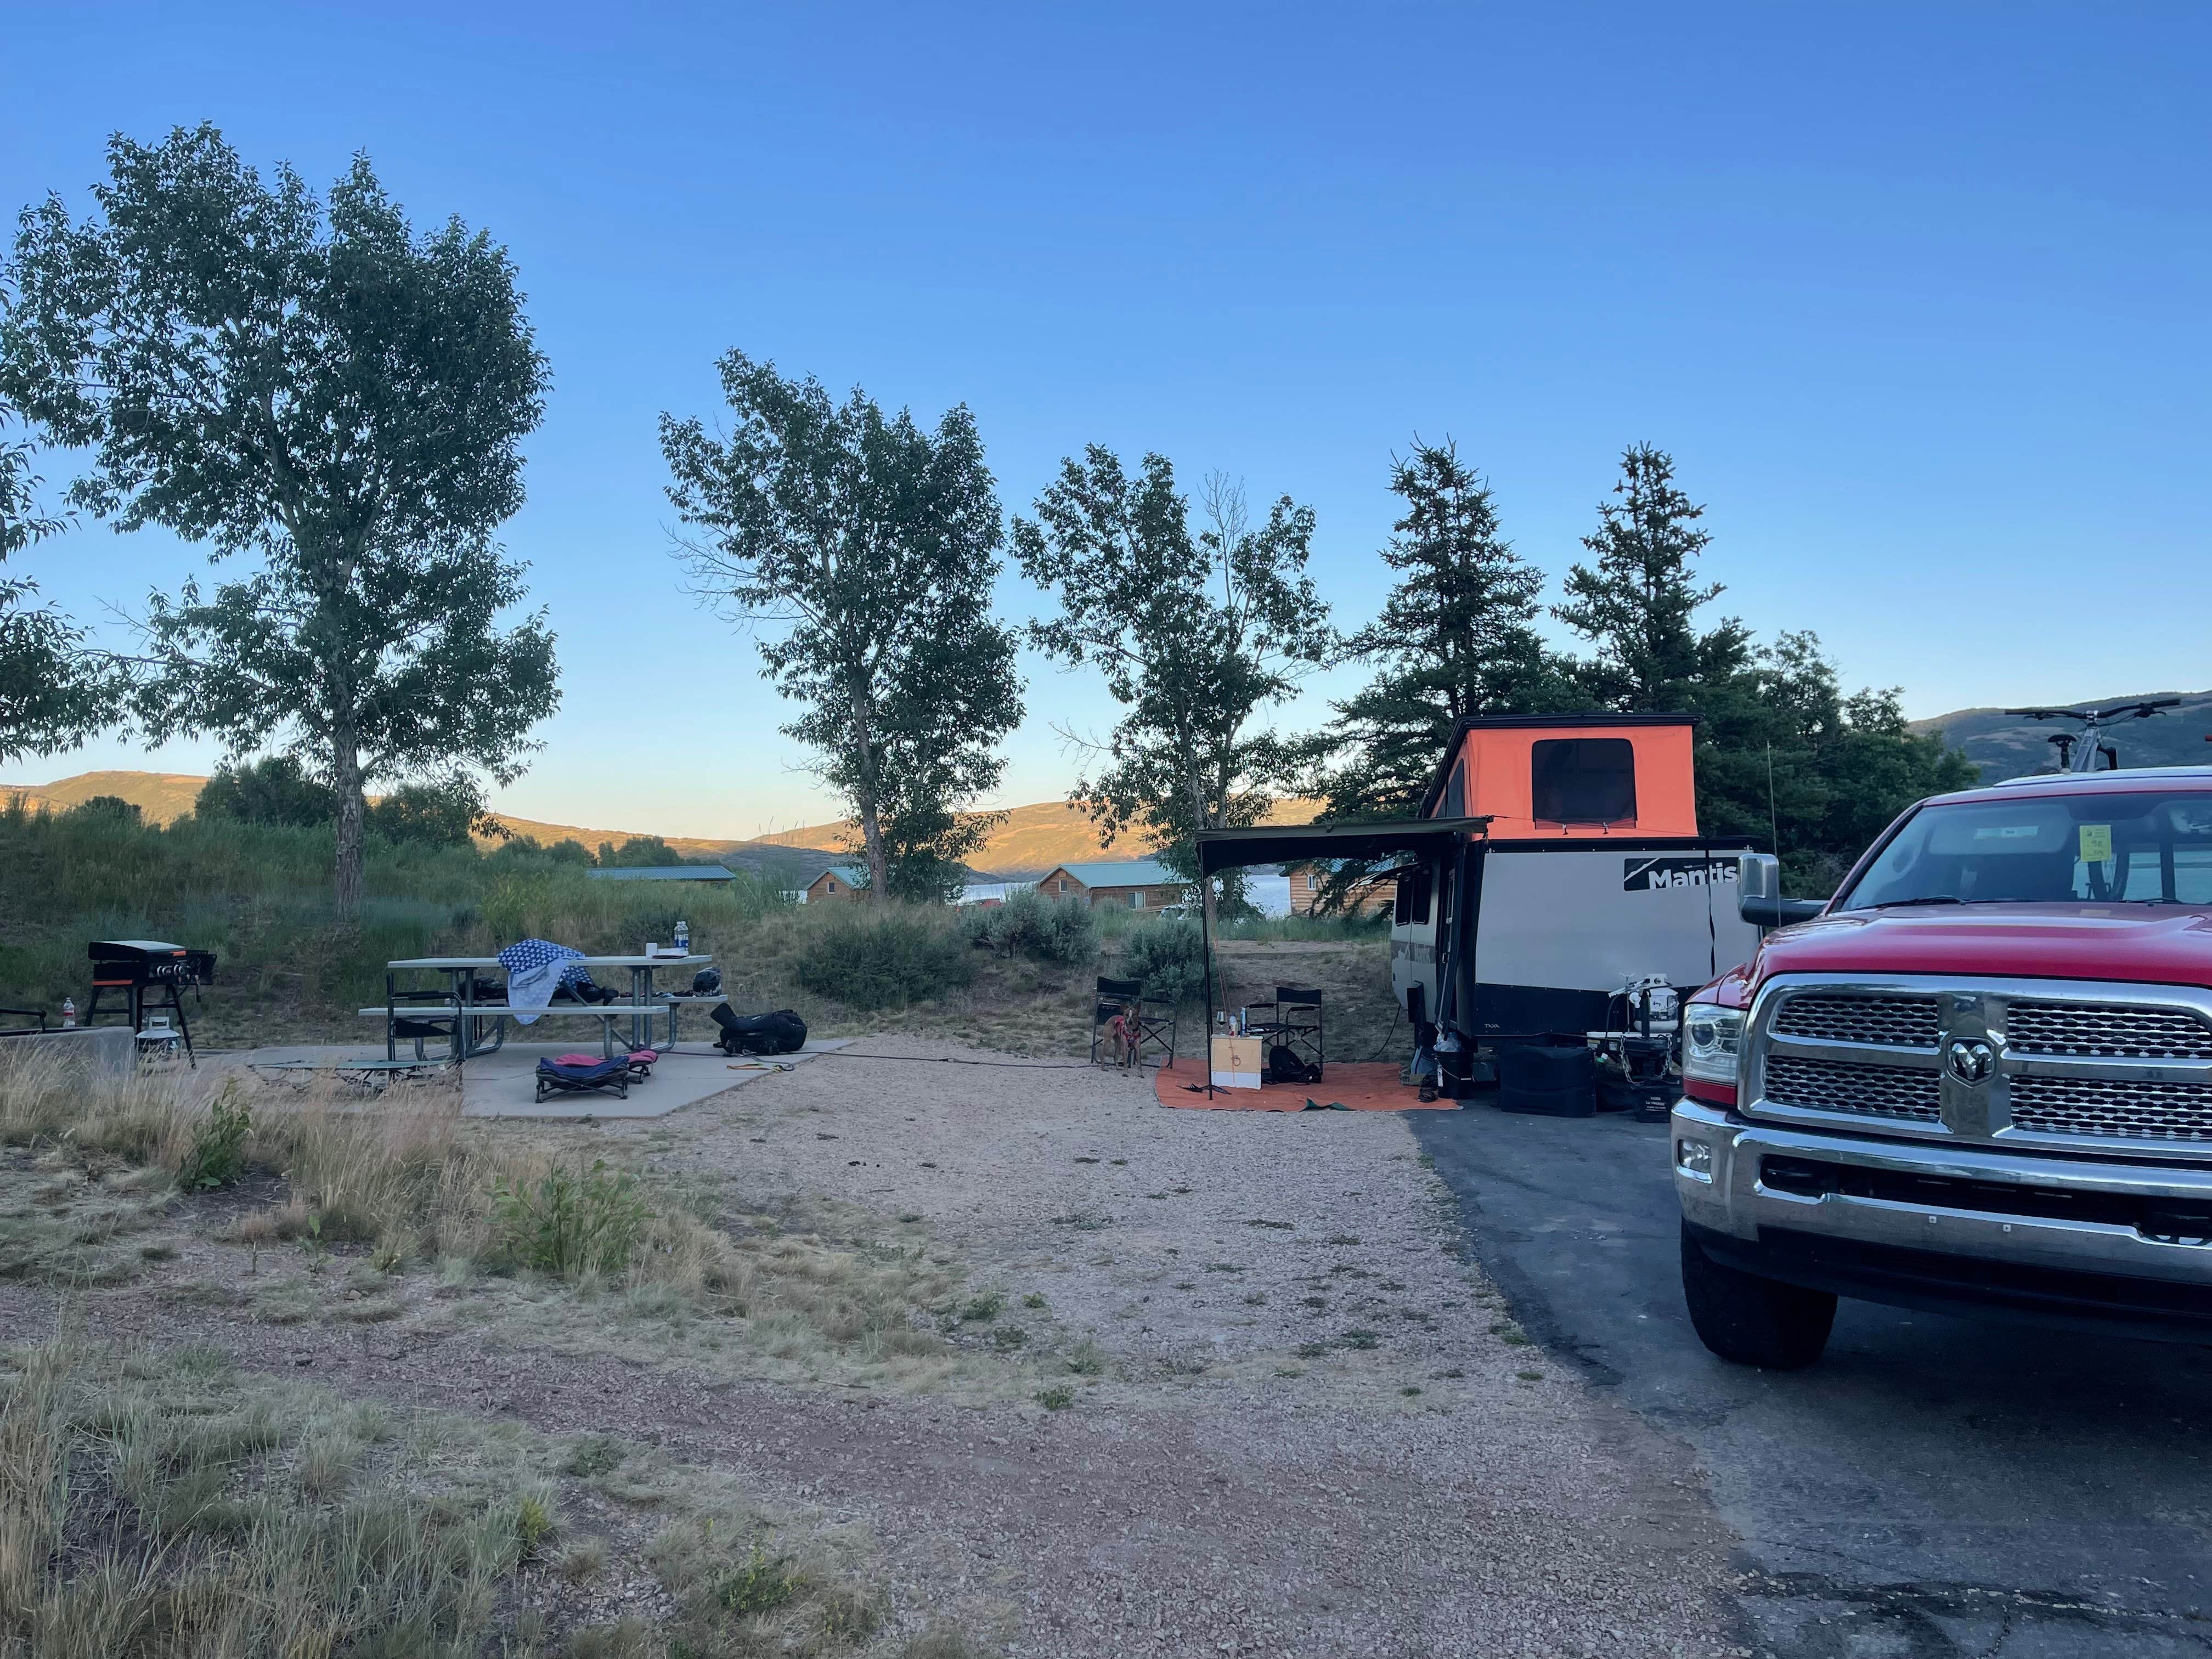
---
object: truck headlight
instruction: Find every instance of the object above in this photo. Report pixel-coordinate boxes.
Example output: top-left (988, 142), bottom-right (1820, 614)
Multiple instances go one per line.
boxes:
top-left (1683, 1004), bottom-right (1743, 1088)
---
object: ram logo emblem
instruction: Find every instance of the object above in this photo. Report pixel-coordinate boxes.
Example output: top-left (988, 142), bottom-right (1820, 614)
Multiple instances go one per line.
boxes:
top-left (1945, 1039), bottom-right (1995, 1085)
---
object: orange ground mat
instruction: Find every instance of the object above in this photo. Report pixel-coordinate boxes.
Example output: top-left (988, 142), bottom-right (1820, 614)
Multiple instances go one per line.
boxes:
top-left (1152, 1058), bottom-right (1457, 1111)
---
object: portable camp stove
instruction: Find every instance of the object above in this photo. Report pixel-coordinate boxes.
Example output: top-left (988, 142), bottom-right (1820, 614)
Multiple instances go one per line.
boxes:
top-left (85, 940), bottom-right (216, 1065)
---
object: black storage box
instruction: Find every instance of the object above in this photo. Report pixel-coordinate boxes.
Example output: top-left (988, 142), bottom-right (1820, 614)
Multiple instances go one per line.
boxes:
top-left (1496, 1043), bottom-right (1597, 1118)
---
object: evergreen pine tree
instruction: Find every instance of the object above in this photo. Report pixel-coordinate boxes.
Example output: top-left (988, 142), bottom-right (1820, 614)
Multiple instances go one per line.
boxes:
top-left (1554, 443), bottom-right (1750, 710)
top-left (1305, 441), bottom-right (1575, 910)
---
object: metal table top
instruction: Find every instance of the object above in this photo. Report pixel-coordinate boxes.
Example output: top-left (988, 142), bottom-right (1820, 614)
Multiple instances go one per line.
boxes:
top-left (386, 955), bottom-right (712, 970)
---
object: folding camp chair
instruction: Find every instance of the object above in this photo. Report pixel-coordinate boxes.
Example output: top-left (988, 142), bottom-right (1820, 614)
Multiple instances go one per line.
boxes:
top-left (1250, 985), bottom-right (1324, 1082)
top-left (1090, 976), bottom-right (1178, 1070)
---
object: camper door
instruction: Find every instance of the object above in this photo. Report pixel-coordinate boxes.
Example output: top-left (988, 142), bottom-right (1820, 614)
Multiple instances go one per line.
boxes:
top-left (1388, 860), bottom-right (1443, 1028)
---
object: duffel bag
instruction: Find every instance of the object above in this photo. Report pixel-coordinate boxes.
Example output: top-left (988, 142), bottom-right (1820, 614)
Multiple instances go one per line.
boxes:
top-left (709, 1003), bottom-right (809, 1056)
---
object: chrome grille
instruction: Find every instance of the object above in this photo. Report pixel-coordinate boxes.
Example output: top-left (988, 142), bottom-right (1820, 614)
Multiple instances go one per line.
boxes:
top-left (1771, 993), bottom-right (1939, 1049)
top-left (2008, 1076), bottom-right (2212, 1142)
top-left (1765, 1054), bottom-right (1942, 1122)
top-left (2006, 1001), bottom-right (2212, 1061)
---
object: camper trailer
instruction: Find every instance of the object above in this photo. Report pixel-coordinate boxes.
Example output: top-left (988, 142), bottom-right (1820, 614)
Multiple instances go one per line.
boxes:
top-left (1193, 713), bottom-right (1760, 1093)
top-left (1389, 715), bottom-right (1760, 1046)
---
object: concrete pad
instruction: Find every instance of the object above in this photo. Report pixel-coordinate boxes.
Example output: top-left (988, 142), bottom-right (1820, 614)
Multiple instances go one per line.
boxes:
top-left (211, 1039), bottom-right (847, 1119)
top-left (456, 1040), bottom-right (848, 1120)
top-left (0, 1025), bottom-right (136, 1080)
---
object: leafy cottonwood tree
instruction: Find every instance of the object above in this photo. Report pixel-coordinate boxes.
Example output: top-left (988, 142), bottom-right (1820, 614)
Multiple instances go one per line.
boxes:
top-left (661, 351), bottom-right (1022, 904)
top-left (0, 399), bottom-right (104, 765)
top-left (1554, 443), bottom-right (1751, 711)
top-left (0, 126), bottom-right (558, 917)
top-left (1014, 449), bottom-right (1333, 933)
top-left (1304, 441), bottom-right (1577, 909)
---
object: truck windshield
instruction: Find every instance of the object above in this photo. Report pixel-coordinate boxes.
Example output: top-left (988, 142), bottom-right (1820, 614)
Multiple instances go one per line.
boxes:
top-left (1837, 791), bottom-right (2212, 910)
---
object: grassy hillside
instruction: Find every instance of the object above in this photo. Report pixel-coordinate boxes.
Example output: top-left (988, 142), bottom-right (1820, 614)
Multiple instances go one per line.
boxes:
top-left (0, 795), bottom-right (1392, 1057)
top-left (8, 769), bottom-right (1325, 878)
top-left (3, 770), bottom-right (210, 824)
top-left (752, 795), bottom-right (1323, 876)
top-left (1913, 691), bottom-right (2212, 780)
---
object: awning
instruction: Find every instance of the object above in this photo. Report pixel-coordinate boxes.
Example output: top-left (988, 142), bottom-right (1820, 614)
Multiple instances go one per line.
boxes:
top-left (1194, 816), bottom-right (1491, 876)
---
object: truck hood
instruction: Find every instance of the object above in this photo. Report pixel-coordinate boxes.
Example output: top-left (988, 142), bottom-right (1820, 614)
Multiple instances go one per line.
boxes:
top-left (1752, 904), bottom-right (2212, 992)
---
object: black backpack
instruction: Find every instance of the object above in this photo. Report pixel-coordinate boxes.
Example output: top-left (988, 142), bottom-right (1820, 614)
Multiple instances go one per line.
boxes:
top-left (710, 1003), bottom-right (808, 1056)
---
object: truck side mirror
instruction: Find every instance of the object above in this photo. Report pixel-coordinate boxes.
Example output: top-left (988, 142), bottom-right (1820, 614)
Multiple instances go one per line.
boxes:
top-left (1738, 853), bottom-right (1825, 928)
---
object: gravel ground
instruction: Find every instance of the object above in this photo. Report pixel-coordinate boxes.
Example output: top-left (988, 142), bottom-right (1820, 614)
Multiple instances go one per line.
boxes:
top-left (7, 1036), bottom-right (1752, 1657)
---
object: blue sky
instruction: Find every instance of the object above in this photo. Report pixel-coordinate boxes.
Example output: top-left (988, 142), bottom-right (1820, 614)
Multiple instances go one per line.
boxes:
top-left (4, 3), bottom-right (2207, 837)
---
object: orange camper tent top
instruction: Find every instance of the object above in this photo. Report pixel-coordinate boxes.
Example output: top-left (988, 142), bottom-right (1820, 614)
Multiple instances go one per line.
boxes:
top-left (1419, 713), bottom-right (1700, 840)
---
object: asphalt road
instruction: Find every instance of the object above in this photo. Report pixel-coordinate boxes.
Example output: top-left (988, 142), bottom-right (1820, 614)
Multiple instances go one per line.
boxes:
top-left (1410, 1104), bottom-right (2212, 1659)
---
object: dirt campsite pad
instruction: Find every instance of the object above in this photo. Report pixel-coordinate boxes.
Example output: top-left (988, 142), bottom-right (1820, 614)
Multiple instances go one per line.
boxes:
top-left (1, 1036), bottom-right (1745, 1658)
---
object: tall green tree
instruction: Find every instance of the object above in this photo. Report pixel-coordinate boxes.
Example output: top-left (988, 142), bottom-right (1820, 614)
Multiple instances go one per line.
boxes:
top-left (1305, 441), bottom-right (1577, 906)
top-left (0, 398), bottom-right (104, 765)
top-left (1015, 452), bottom-right (1333, 932)
top-left (195, 756), bottom-right (334, 827)
top-left (1554, 443), bottom-right (1750, 711)
top-left (0, 126), bottom-right (559, 918)
top-left (1695, 631), bottom-right (1977, 893)
top-left (661, 351), bottom-right (1022, 904)
top-left (1555, 445), bottom-right (1972, 889)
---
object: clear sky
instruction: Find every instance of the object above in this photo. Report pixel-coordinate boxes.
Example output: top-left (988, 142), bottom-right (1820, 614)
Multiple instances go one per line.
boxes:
top-left (4, 3), bottom-right (2207, 838)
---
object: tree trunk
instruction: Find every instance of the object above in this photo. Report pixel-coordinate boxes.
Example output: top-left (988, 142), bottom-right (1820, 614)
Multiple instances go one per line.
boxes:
top-left (849, 687), bottom-right (890, 906)
top-left (331, 723), bottom-right (366, 923)
top-left (858, 803), bottom-right (890, 907)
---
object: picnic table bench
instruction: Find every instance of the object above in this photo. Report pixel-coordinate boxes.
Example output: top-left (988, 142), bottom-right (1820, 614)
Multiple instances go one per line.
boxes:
top-left (367, 954), bottom-right (712, 1064)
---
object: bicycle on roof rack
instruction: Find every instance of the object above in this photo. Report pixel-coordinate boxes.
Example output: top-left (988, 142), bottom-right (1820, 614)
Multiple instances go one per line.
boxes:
top-left (2003, 698), bottom-right (2181, 772)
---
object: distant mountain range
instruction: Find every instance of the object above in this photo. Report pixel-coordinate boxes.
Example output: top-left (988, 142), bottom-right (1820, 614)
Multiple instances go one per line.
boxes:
top-left (1911, 691), bottom-right (2212, 780)
top-left (1, 769), bottom-right (1319, 880)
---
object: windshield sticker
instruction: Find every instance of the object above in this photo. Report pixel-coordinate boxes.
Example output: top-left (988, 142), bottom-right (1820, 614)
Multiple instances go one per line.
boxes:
top-left (2079, 823), bottom-right (2113, 864)
top-left (1972, 825), bottom-right (2042, 840)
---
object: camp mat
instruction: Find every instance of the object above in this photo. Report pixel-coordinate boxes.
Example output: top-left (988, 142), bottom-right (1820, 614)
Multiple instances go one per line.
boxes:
top-left (1152, 1058), bottom-right (1458, 1112)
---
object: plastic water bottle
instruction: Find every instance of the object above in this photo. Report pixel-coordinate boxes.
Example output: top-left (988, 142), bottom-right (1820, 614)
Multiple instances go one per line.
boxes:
top-left (674, 919), bottom-right (690, 957)
top-left (61, 997), bottom-right (76, 1029)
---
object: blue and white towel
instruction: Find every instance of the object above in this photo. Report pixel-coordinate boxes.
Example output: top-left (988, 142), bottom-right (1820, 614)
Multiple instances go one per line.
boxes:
top-left (497, 939), bottom-right (590, 1025)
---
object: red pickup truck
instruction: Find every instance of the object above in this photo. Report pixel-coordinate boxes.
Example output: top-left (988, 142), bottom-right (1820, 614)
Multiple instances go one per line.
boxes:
top-left (1672, 766), bottom-right (2212, 1368)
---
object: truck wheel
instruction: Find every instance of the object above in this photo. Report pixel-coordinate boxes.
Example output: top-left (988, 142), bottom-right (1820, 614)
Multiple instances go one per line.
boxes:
top-left (1680, 1223), bottom-right (1836, 1370)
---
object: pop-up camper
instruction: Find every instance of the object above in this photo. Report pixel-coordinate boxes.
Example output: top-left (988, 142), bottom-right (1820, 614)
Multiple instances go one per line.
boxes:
top-left (1194, 713), bottom-right (1760, 1094)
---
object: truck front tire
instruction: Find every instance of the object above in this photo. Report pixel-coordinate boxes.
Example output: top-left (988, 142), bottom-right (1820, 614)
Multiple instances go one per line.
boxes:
top-left (1680, 1223), bottom-right (1836, 1369)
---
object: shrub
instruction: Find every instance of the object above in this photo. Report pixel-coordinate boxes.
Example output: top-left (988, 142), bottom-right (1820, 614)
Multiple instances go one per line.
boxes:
top-left (1116, 916), bottom-right (1210, 1006)
top-left (793, 907), bottom-right (973, 1011)
top-left (716, 1541), bottom-right (798, 1617)
top-left (959, 887), bottom-right (1098, 964)
top-left (177, 1088), bottom-right (252, 1190)
top-left (490, 1159), bottom-right (649, 1278)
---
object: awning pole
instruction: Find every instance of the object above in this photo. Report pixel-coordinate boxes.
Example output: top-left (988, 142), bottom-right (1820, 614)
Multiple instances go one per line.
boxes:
top-left (1199, 867), bottom-right (1216, 1099)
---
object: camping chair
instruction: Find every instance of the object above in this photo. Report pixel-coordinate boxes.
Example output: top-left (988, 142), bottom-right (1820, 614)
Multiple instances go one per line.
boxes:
top-left (1089, 976), bottom-right (1178, 1070)
top-left (1250, 985), bottom-right (1324, 1083)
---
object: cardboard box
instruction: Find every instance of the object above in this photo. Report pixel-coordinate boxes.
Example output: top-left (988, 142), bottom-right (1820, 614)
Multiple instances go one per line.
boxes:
top-left (1210, 1034), bottom-right (1264, 1090)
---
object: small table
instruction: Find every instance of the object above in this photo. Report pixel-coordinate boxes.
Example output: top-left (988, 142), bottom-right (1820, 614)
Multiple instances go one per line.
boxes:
top-left (380, 955), bottom-right (712, 1063)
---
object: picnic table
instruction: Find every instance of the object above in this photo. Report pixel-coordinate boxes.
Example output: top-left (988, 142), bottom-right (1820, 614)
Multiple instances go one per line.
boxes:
top-left (365, 954), bottom-right (712, 1064)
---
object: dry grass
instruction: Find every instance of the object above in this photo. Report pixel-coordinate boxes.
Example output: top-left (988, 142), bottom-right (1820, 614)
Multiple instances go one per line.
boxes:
top-left (0, 1330), bottom-right (927, 1659)
top-left (0, 1331), bottom-right (537, 1657)
top-left (0, 1049), bottom-right (1002, 1396)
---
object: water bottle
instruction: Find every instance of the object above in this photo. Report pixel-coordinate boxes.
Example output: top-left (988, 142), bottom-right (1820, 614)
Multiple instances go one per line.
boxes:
top-left (674, 919), bottom-right (690, 957)
top-left (61, 997), bottom-right (76, 1029)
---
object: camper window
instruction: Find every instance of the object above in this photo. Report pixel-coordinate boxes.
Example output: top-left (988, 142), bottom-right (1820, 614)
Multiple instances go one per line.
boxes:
top-left (1443, 761), bottom-right (1466, 818)
top-left (1393, 866), bottom-right (1433, 927)
top-left (1531, 738), bottom-right (1637, 825)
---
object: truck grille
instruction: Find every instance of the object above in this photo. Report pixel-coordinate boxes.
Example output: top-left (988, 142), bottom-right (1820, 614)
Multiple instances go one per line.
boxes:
top-left (2005, 1001), bottom-right (2212, 1061)
top-left (2008, 1076), bottom-right (2212, 1143)
top-left (1771, 993), bottom-right (1939, 1048)
top-left (1764, 1054), bottom-right (1942, 1122)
